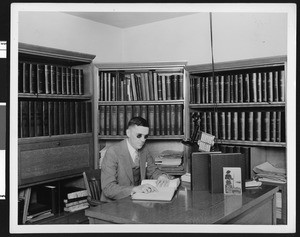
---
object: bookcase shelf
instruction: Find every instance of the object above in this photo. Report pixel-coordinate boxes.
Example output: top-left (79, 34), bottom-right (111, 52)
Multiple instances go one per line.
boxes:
top-left (18, 43), bottom-right (96, 224)
top-left (216, 140), bottom-right (286, 147)
top-left (187, 55), bottom-right (287, 148)
top-left (95, 61), bottom-right (189, 175)
top-left (190, 102), bottom-right (285, 109)
top-left (19, 93), bottom-right (92, 100)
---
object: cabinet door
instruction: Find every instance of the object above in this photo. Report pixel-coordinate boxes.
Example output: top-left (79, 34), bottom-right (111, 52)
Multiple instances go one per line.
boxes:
top-left (18, 135), bottom-right (93, 186)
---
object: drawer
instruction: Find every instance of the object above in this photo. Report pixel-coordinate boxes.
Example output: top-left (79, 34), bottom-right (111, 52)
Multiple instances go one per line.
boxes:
top-left (19, 135), bottom-right (93, 186)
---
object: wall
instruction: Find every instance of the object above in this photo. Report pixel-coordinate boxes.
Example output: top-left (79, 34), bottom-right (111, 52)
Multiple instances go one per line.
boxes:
top-left (123, 12), bottom-right (287, 65)
top-left (18, 12), bottom-right (123, 63)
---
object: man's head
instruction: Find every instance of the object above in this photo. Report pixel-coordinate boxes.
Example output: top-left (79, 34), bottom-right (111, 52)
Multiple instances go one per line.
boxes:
top-left (126, 117), bottom-right (149, 150)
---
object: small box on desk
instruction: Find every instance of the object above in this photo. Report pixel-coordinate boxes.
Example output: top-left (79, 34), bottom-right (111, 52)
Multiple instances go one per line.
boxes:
top-left (191, 152), bottom-right (246, 193)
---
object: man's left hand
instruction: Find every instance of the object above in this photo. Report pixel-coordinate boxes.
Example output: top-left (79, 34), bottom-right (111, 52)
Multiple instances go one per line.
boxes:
top-left (156, 174), bottom-right (170, 187)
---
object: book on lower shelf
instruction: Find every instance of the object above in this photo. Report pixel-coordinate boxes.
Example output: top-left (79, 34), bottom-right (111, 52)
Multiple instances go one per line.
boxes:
top-left (131, 178), bottom-right (180, 201)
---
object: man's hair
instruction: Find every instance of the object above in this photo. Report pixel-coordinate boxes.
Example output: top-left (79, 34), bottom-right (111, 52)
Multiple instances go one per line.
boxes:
top-left (127, 116), bottom-right (149, 129)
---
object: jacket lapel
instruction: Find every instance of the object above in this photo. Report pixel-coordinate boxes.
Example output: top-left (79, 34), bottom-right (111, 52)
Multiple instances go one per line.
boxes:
top-left (139, 149), bottom-right (146, 180)
top-left (119, 140), bottom-right (134, 183)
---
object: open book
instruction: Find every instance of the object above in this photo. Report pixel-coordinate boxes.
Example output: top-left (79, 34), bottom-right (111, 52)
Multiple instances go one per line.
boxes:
top-left (131, 178), bottom-right (180, 201)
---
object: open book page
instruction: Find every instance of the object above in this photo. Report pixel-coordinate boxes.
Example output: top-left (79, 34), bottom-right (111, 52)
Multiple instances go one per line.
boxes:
top-left (131, 178), bottom-right (180, 201)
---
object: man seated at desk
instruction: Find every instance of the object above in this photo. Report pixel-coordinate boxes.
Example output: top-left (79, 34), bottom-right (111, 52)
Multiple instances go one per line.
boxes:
top-left (101, 116), bottom-right (171, 202)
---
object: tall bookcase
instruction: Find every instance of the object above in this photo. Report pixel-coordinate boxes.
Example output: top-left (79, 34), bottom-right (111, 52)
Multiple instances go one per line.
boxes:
top-left (187, 55), bottom-right (287, 224)
top-left (18, 43), bottom-right (96, 224)
top-left (95, 61), bottom-right (189, 175)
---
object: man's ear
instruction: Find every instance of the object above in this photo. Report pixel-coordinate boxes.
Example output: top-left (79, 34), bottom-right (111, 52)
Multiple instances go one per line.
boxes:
top-left (126, 128), bottom-right (130, 137)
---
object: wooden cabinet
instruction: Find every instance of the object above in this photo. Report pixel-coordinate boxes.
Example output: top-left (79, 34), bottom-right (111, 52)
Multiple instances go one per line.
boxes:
top-left (18, 43), bottom-right (96, 224)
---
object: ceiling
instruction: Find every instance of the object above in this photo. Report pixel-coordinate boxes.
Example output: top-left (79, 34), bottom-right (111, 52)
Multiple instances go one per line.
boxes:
top-left (65, 12), bottom-right (196, 28)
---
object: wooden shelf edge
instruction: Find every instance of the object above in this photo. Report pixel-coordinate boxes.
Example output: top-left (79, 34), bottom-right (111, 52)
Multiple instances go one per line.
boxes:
top-left (98, 100), bottom-right (184, 106)
top-left (19, 93), bottom-right (92, 100)
top-left (19, 133), bottom-right (93, 144)
top-left (98, 135), bottom-right (185, 140)
top-left (19, 42), bottom-right (96, 64)
top-left (216, 140), bottom-right (286, 147)
top-left (190, 102), bottom-right (285, 109)
top-left (186, 55), bottom-right (287, 73)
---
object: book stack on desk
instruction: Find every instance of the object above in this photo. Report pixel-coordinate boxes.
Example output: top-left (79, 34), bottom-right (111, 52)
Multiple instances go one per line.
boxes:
top-left (62, 187), bottom-right (89, 212)
top-left (155, 150), bottom-right (184, 173)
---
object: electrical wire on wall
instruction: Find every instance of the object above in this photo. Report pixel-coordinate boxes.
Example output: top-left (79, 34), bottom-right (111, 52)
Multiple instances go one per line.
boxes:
top-left (209, 12), bottom-right (222, 149)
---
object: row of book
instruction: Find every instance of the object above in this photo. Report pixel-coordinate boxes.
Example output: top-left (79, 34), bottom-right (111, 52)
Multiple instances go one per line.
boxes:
top-left (154, 150), bottom-right (183, 167)
top-left (99, 104), bottom-right (184, 136)
top-left (99, 71), bottom-right (184, 101)
top-left (62, 186), bottom-right (89, 213)
top-left (191, 110), bottom-right (285, 143)
top-left (19, 62), bottom-right (85, 95)
top-left (18, 100), bottom-right (92, 138)
top-left (190, 69), bottom-right (285, 104)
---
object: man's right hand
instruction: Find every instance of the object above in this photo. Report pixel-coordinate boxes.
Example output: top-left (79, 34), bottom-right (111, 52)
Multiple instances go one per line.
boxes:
top-left (132, 184), bottom-right (158, 194)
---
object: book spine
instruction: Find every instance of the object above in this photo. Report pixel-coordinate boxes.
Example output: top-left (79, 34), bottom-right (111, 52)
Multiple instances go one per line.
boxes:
top-left (67, 190), bottom-right (88, 200)
top-left (176, 105), bottom-right (183, 135)
top-left (173, 74), bottom-right (178, 100)
top-left (20, 100), bottom-right (29, 138)
top-left (254, 111), bottom-right (262, 141)
top-left (141, 105), bottom-right (148, 121)
top-left (256, 72), bottom-right (262, 102)
top-left (243, 73), bottom-right (250, 103)
top-left (29, 101), bottom-right (35, 137)
top-left (165, 104), bottom-right (171, 135)
top-left (161, 75), bottom-right (167, 100)
top-left (267, 71), bottom-right (273, 102)
top-left (118, 105), bottom-right (125, 135)
top-left (35, 101), bottom-right (43, 136)
top-left (273, 70), bottom-right (279, 102)
top-left (262, 72), bottom-right (268, 102)
top-left (144, 72), bottom-right (150, 100)
top-left (270, 111), bottom-right (277, 142)
top-left (50, 65), bottom-right (56, 94)
top-left (29, 63), bottom-right (37, 94)
top-left (42, 101), bottom-right (49, 136)
top-left (276, 111), bottom-right (282, 142)
top-left (23, 63), bottom-right (30, 93)
top-left (246, 111), bottom-right (254, 141)
top-left (208, 76), bottom-right (214, 103)
top-left (99, 105), bottom-right (105, 136)
top-left (224, 75), bottom-right (230, 103)
top-left (37, 64), bottom-right (45, 94)
top-left (111, 105), bottom-right (118, 135)
top-left (125, 105), bottom-right (132, 129)
top-left (278, 69), bottom-right (285, 102)
top-left (61, 67), bottom-right (67, 95)
top-left (66, 67), bottom-right (70, 95)
top-left (250, 72), bottom-right (257, 102)
top-left (80, 102), bottom-right (87, 133)
top-left (153, 72), bottom-right (158, 101)
top-left (64, 101), bottom-right (70, 134)
top-left (232, 112), bottom-right (238, 140)
top-left (238, 112), bottom-right (245, 140)
top-left (178, 74), bottom-right (184, 100)
top-left (58, 101), bottom-right (64, 135)
top-left (18, 62), bottom-right (23, 93)
top-left (160, 104), bottom-right (166, 135)
top-left (148, 71), bottom-right (154, 100)
top-left (226, 112), bottom-right (231, 140)
top-left (214, 75), bottom-right (220, 103)
top-left (262, 111), bottom-right (270, 142)
top-left (148, 105), bottom-right (155, 136)
top-left (238, 74), bottom-right (243, 103)
top-left (170, 104), bottom-right (176, 135)
top-left (219, 112), bottom-right (226, 140)
top-left (230, 75), bottom-right (234, 103)
top-left (212, 111), bottom-right (218, 139)
top-left (56, 66), bottom-right (62, 94)
top-left (206, 111), bottom-right (212, 134)
top-left (79, 69), bottom-right (84, 95)
top-left (201, 76), bottom-right (206, 103)
top-left (219, 75), bottom-right (224, 103)
top-left (155, 105), bottom-right (160, 135)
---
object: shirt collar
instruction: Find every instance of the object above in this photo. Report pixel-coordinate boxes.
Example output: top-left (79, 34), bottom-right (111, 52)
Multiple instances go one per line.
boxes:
top-left (126, 139), bottom-right (138, 161)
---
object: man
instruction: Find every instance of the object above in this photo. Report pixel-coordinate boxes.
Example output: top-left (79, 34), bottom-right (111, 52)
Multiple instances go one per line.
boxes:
top-left (101, 116), bottom-right (170, 202)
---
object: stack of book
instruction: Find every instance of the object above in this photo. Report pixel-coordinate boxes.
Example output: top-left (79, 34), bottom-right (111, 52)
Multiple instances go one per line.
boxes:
top-left (155, 150), bottom-right (184, 173)
top-left (63, 187), bottom-right (89, 213)
top-left (253, 161), bottom-right (286, 184)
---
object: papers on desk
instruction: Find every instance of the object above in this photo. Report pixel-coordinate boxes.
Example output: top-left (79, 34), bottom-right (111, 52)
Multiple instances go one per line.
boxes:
top-left (131, 178), bottom-right (180, 201)
top-left (253, 162), bottom-right (286, 184)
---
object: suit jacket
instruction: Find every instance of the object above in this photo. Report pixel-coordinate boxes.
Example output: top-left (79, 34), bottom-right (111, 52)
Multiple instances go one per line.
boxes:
top-left (101, 139), bottom-right (164, 202)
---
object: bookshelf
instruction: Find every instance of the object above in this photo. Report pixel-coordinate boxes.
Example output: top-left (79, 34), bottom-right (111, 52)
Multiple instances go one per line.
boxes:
top-left (187, 56), bottom-right (287, 224)
top-left (18, 43), bottom-right (96, 224)
top-left (187, 55), bottom-right (287, 148)
top-left (95, 61), bottom-right (189, 175)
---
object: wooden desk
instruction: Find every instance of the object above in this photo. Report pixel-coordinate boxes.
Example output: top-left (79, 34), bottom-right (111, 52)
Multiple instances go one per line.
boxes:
top-left (85, 184), bottom-right (278, 224)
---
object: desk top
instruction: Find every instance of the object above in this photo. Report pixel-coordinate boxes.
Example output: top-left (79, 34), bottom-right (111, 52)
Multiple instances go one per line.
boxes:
top-left (85, 184), bottom-right (278, 224)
